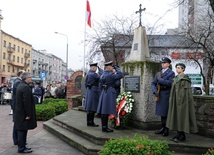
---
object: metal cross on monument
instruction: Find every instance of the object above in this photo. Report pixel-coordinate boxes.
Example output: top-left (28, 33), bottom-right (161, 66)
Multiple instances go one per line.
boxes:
top-left (135, 4), bottom-right (146, 27)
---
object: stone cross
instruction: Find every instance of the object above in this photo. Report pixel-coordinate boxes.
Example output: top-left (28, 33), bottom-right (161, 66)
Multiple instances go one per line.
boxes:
top-left (135, 4), bottom-right (146, 27)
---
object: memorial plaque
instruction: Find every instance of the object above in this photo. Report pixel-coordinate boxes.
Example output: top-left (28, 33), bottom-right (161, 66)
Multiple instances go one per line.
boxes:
top-left (134, 43), bottom-right (138, 50)
top-left (75, 75), bottom-right (82, 90)
top-left (124, 76), bottom-right (140, 92)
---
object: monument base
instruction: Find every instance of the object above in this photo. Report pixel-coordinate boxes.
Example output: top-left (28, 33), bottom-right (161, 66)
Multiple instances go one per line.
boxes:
top-left (130, 120), bottom-right (161, 130)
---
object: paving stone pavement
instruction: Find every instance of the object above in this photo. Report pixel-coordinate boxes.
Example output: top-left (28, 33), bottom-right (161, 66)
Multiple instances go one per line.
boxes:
top-left (0, 105), bottom-right (84, 155)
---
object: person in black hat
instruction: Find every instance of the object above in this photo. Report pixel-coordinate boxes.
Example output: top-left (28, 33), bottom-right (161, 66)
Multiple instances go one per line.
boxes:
top-left (97, 61), bottom-right (124, 132)
top-left (151, 57), bottom-right (175, 136)
top-left (166, 63), bottom-right (198, 142)
top-left (84, 62), bottom-right (103, 127)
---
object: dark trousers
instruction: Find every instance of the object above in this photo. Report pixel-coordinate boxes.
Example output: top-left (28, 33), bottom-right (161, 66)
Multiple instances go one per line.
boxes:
top-left (87, 111), bottom-right (95, 124)
top-left (161, 116), bottom-right (167, 127)
top-left (101, 114), bottom-right (109, 128)
top-left (17, 130), bottom-right (28, 152)
top-left (13, 124), bottom-right (18, 144)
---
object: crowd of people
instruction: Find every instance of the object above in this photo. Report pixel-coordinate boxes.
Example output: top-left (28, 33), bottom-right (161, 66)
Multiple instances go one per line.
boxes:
top-left (32, 83), bottom-right (67, 104)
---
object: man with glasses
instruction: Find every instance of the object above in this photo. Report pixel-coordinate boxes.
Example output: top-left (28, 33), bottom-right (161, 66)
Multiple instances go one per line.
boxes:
top-left (14, 72), bottom-right (37, 153)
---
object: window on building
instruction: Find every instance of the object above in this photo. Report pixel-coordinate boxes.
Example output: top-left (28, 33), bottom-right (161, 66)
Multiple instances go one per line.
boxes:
top-left (12, 67), bottom-right (15, 73)
top-left (3, 53), bottom-right (6, 59)
top-left (8, 66), bottom-right (10, 72)
top-left (18, 46), bottom-right (20, 52)
top-left (25, 49), bottom-right (27, 53)
top-left (3, 40), bottom-right (6, 47)
top-left (21, 58), bottom-right (23, 63)
top-left (3, 65), bottom-right (5, 71)
top-left (9, 42), bottom-right (11, 48)
top-left (17, 57), bottom-right (20, 63)
top-left (17, 68), bottom-right (19, 73)
top-left (28, 60), bottom-right (30, 64)
top-left (13, 44), bottom-right (16, 51)
top-left (13, 55), bottom-right (15, 62)
top-left (22, 48), bottom-right (23, 53)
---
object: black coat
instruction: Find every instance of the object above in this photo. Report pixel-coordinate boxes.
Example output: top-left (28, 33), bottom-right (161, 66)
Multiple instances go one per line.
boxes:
top-left (14, 81), bottom-right (37, 130)
top-left (12, 78), bottom-right (22, 119)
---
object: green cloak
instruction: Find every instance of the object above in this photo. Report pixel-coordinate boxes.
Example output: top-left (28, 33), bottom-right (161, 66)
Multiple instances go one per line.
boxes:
top-left (166, 73), bottom-right (198, 133)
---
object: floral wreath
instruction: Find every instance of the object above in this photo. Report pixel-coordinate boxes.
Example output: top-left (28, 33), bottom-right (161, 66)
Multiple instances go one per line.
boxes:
top-left (109, 91), bottom-right (134, 128)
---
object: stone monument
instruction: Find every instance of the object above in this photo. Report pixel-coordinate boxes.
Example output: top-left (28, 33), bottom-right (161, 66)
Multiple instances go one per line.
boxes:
top-left (122, 4), bottom-right (160, 129)
top-left (66, 71), bottom-right (83, 110)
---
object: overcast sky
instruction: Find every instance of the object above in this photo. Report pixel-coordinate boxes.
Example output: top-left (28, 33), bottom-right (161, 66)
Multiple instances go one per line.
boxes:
top-left (0, 0), bottom-right (178, 70)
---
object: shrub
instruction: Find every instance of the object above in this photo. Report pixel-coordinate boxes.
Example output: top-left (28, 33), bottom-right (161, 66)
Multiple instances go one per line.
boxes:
top-left (203, 148), bottom-right (214, 155)
top-left (99, 134), bottom-right (172, 155)
top-left (48, 101), bottom-right (68, 115)
top-left (36, 98), bottom-right (68, 121)
top-left (36, 104), bottom-right (55, 121)
top-left (42, 98), bottom-right (66, 104)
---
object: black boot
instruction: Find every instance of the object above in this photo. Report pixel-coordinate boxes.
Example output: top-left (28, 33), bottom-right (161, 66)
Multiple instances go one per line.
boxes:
top-left (170, 131), bottom-right (181, 141)
top-left (87, 112), bottom-right (90, 126)
top-left (155, 127), bottom-right (164, 134)
top-left (90, 112), bottom-right (99, 127)
top-left (162, 127), bottom-right (169, 136)
top-left (87, 112), bottom-right (99, 127)
top-left (173, 131), bottom-right (186, 143)
top-left (155, 117), bottom-right (167, 134)
top-left (101, 114), bottom-right (113, 132)
top-left (155, 123), bottom-right (165, 134)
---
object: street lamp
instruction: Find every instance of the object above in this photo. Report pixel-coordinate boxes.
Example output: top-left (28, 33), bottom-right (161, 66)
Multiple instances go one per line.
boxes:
top-left (55, 32), bottom-right (68, 80)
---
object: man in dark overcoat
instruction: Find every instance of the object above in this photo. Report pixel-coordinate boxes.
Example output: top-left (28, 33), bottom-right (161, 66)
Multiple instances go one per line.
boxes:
top-left (14, 72), bottom-right (37, 153)
top-left (151, 57), bottom-right (175, 136)
top-left (12, 70), bottom-right (25, 145)
top-left (97, 61), bottom-right (124, 132)
top-left (84, 62), bottom-right (103, 127)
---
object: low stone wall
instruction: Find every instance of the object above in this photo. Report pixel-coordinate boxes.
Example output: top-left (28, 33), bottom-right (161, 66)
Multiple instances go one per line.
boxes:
top-left (194, 95), bottom-right (214, 138)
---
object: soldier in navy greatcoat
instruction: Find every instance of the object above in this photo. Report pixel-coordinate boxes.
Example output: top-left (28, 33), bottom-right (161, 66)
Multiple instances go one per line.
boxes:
top-left (84, 63), bottom-right (103, 127)
top-left (151, 57), bottom-right (175, 136)
top-left (97, 61), bottom-right (124, 132)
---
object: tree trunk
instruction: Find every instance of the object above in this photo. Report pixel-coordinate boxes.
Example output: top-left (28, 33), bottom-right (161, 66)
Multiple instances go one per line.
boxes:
top-left (205, 64), bottom-right (212, 95)
top-left (210, 0), bottom-right (214, 12)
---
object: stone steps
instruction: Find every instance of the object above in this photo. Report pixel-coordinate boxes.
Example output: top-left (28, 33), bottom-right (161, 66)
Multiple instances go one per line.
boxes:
top-left (43, 110), bottom-right (214, 155)
top-left (43, 119), bottom-right (103, 155)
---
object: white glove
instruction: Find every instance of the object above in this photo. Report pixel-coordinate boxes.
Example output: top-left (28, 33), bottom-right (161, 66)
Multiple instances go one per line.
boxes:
top-left (95, 68), bottom-right (99, 74)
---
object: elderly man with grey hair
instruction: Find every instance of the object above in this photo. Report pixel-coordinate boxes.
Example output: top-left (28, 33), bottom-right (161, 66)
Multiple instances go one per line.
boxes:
top-left (14, 72), bottom-right (37, 153)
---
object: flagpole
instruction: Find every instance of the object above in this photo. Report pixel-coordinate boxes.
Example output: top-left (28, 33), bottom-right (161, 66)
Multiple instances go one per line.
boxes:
top-left (83, 0), bottom-right (91, 77)
top-left (83, 17), bottom-right (86, 77)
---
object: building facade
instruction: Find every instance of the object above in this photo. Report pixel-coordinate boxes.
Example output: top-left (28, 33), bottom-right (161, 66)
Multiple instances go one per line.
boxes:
top-left (0, 31), bottom-right (32, 83)
top-left (178, 0), bottom-right (213, 32)
top-left (49, 54), bottom-right (64, 84)
top-left (61, 61), bottom-right (67, 83)
top-left (32, 49), bottom-right (52, 85)
top-left (32, 49), bottom-right (67, 85)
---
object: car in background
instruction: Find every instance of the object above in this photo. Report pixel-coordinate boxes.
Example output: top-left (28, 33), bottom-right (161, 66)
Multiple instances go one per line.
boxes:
top-left (192, 84), bottom-right (214, 96)
top-left (8, 76), bottom-right (42, 86)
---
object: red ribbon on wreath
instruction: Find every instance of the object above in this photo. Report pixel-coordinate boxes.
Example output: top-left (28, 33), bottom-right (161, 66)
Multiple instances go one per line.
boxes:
top-left (115, 97), bottom-right (127, 126)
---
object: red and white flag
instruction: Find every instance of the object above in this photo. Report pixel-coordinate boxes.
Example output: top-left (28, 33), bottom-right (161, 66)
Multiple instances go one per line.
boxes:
top-left (86, 0), bottom-right (91, 27)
